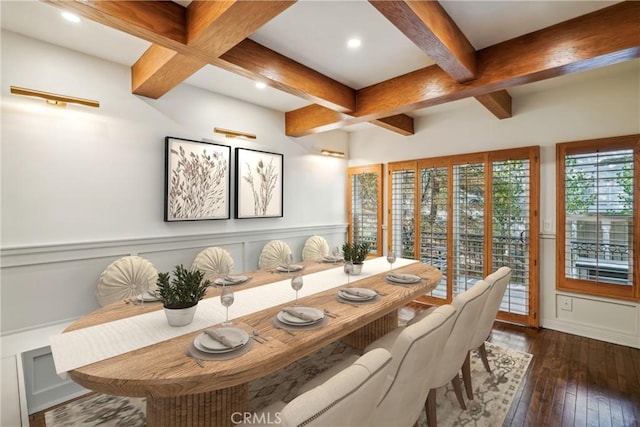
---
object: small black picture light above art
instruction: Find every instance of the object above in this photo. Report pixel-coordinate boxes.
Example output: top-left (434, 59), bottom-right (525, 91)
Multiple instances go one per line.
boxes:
top-left (10, 86), bottom-right (100, 108)
top-left (213, 127), bottom-right (256, 140)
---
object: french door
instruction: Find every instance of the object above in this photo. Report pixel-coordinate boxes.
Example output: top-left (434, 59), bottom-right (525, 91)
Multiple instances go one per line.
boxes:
top-left (388, 147), bottom-right (540, 326)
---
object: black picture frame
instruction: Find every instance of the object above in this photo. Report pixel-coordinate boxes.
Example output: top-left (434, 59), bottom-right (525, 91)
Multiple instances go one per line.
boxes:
top-left (234, 147), bottom-right (284, 219)
top-left (164, 136), bottom-right (231, 221)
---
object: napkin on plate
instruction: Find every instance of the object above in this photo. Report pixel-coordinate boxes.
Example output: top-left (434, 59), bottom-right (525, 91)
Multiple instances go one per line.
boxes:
top-left (279, 264), bottom-right (303, 271)
top-left (204, 328), bottom-right (240, 348)
top-left (281, 307), bottom-right (318, 322)
top-left (342, 288), bottom-right (367, 297)
top-left (387, 273), bottom-right (421, 283)
top-left (216, 275), bottom-right (246, 285)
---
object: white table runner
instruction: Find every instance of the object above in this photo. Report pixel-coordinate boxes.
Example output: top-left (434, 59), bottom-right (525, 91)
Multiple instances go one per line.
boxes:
top-left (50, 257), bottom-right (416, 374)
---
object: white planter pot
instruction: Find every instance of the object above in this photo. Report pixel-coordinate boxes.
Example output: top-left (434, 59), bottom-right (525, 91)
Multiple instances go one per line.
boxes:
top-left (352, 263), bottom-right (363, 275)
top-left (163, 304), bottom-right (198, 327)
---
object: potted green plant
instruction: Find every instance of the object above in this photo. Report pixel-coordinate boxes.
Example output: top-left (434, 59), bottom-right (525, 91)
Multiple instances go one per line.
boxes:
top-left (342, 241), bottom-right (371, 275)
top-left (156, 265), bottom-right (209, 326)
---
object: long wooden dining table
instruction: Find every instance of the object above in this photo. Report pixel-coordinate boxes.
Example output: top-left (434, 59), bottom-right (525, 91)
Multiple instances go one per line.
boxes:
top-left (58, 258), bottom-right (441, 426)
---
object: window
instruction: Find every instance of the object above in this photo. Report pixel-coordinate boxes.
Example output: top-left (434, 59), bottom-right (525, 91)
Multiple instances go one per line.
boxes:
top-left (348, 164), bottom-right (383, 256)
top-left (389, 147), bottom-right (540, 326)
top-left (556, 135), bottom-right (639, 300)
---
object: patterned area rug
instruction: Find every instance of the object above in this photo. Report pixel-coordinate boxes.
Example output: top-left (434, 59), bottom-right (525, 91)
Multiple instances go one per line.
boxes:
top-left (44, 341), bottom-right (531, 426)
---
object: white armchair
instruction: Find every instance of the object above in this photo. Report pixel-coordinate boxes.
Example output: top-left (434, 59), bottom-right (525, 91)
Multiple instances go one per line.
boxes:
top-left (239, 347), bottom-right (392, 427)
top-left (426, 280), bottom-right (491, 427)
top-left (366, 304), bottom-right (458, 427)
top-left (462, 267), bottom-right (512, 399)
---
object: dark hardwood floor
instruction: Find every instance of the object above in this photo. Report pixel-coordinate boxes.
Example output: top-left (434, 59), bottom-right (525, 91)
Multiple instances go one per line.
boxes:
top-left (29, 318), bottom-right (639, 427)
top-left (489, 322), bottom-right (640, 427)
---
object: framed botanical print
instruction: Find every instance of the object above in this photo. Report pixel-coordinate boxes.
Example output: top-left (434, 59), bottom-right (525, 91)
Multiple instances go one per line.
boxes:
top-left (235, 148), bottom-right (284, 219)
top-left (164, 136), bottom-right (230, 221)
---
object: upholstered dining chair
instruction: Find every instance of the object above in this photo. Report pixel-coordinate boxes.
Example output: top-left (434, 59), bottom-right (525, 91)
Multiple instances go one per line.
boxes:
top-left (297, 305), bottom-right (457, 427)
top-left (301, 235), bottom-right (330, 261)
top-left (462, 267), bottom-right (512, 400)
top-left (238, 347), bottom-right (392, 427)
top-left (258, 240), bottom-right (292, 269)
top-left (95, 256), bottom-right (158, 306)
top-left (366, 304), bottom-right (458, 427)
top-left (425, 280), bottom-right (491, 427)
top-left (190, 247), bottom-right (235, 283)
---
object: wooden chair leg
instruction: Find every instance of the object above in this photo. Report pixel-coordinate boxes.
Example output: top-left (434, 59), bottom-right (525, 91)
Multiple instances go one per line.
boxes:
top-left (462, 351), bottom-right (473, 400)
top-left (479, 342), bottom-right (491, 373)
top-left (451, 374), bottom-right (466, 410)
top-left (425, 388), bottom-right (437, 427)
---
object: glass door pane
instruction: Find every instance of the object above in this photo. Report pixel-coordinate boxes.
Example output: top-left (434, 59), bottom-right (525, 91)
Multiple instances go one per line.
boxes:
top-left (453, 163), bottom-right (485, 296)
top-left (492, 159), bottom-right (531, 315)
top-left (420, 166), bottom-right (448, 300)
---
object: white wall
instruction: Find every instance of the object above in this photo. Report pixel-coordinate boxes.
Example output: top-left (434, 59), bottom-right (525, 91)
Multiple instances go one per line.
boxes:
top-left (0, 31), bottom-right (350, 422)
top-left (348, 59), bottom-right (640, 349)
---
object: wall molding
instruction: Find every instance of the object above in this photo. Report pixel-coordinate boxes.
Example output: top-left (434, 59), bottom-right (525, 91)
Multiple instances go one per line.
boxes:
top-left (1, 224), bottom-right (348, 267)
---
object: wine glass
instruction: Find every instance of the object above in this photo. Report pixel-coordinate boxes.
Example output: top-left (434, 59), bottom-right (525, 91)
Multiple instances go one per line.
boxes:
top-left (344, 261), bottom-right (353, 285)
top-left (291, 274), bottom-right (304, 306)
top-left (386, 252), bottom-right (396, 271)
top-left (285, 253), bottom-right (294, 273)
top-left (132, 281), bottom-right (149, 307)
top-left (332, 246), bottom-right (341, 264)
top-left (220, 286), bottom-right (234, 325)
top-left (217, 263), bottom-right (230, 286)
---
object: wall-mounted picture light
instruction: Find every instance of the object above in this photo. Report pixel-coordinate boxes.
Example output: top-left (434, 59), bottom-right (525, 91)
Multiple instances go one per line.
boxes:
top-left (214, 127), bottom-right (257, 140)
top-left (10, 86), bottom-right (100, 108)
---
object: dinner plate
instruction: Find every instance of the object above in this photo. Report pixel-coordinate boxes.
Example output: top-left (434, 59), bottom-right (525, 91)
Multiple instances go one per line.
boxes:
top-left (338, 287), bottom-right (377, 301)
top-left (194, 328), bottom-right (249, 353)
top-left (276, 264), bottom-right (304, 272)
top-left (322, 256), bottom-right (343, 263)
top-left (277, 307), bottom-right (324, 325)
top-left (386, 273), bottom-right (422, 284)
top-left (214, 275), bottom-right (249, 286)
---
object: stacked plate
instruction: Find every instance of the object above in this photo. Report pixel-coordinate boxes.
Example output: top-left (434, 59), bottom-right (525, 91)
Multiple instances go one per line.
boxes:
top-left (322, 255), bottom-right (343, 263)
top-left (193, 328), bottom-right (250, 354)
top-left (276, 264), bottom-right (304, 272)
top-left (276, 307), bottom-right (324, 326)
top-left (337, 287), bottom-right (377, 303)
top-left (214, 275), bottom-right (249, 286)
top-left (386, 273), bottom-right (422, 284)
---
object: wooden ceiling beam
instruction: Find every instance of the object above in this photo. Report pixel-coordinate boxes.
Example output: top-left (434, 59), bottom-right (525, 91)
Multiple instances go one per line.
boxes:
top-left (132, 1), bottom-right (295, 98)
top-left (370, 114), bottom-right (415, 136)
top-left (370, 0), bottom-right (512, 121)
top-left (286, 1), bottom-right (640, 136)
top-left (43, 0), bottom-right (411, 133)
top-left (43, 0), bottom-right (188, 48)
top-left (369, 0), bottom-right (476, 82)
top-left (475, 90), bottom-right (512, 119)
top-left (219, 39), bottom-right (355, 113)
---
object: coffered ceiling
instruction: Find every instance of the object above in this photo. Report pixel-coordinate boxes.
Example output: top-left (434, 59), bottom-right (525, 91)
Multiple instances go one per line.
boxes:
top-left (2, 1), bottom-right (638, 136)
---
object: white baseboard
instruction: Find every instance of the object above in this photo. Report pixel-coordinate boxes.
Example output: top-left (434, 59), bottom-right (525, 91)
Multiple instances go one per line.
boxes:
top-left (542, 318), bottom-right (640, 349)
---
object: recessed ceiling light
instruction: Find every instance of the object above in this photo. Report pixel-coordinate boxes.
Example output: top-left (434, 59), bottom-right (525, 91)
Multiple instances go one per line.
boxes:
top-left (255, 82), bottom-right (267, 89)
top-left (347, 38), bottom-right (362, 49)
top-left (61, 12), bottom-right (81, 23)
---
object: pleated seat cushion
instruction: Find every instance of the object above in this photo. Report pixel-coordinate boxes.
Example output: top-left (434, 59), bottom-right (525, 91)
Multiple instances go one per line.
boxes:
top-left (95, 256), bottom-right (158, 306)
top-left (191, 247), bottom-right (235, 283)
top-left (258, 240), bottom-right (292, 269)
top-left (302, 235), bottom-right (330, 261)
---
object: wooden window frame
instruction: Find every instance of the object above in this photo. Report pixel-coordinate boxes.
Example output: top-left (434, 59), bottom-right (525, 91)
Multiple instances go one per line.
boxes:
top-left (388, 147), bottom-right (540, 327)
top-left (347, 164), bottom-right (383, 257)
top-left (556, 134), bottom-right (640, 301)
